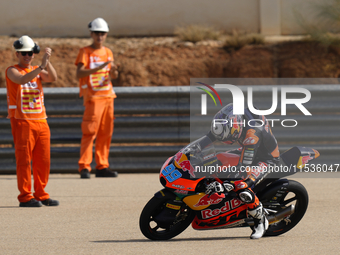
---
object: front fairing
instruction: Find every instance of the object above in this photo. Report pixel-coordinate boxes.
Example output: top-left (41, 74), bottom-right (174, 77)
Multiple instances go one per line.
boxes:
top-left (159, 136), bottom-right (219, 196)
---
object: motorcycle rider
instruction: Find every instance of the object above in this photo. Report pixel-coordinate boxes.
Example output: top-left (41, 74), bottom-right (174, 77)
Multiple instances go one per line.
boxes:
top-left (205, 103), bottom-right (280, 239)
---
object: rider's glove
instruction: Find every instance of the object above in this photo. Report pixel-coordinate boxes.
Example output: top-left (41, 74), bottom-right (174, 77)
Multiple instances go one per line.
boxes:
top-left (205, 181), bottom-right (224, 195)
top-left (222, 181), bottom-right (235, 192)
top-left (222, 180), bottom-right (249, 192)
top-left (232, 180), bottom-right (249, 192)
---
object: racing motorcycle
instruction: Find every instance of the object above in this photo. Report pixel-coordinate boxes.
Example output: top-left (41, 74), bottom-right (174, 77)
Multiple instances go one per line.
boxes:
top-left (139, 136), bottom-right (320, 240)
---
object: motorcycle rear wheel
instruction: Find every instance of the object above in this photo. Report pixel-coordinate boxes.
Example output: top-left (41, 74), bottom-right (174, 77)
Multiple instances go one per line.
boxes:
top-left (263, 180), bottom-right (309, 236)
top-left (139, 195), bottom-right (195, 240)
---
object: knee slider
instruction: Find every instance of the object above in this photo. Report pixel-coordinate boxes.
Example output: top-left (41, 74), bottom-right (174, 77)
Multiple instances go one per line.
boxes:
top-left (238, 189), bottom-right (255, 204)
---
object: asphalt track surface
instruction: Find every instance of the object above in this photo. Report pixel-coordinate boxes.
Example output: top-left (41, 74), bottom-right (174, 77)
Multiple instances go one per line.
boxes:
top-left (0, 173), bottom-right (339, 255)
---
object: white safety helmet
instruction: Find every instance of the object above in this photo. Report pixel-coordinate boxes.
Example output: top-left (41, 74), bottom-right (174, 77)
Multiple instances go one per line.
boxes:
top-left (13, 35), bottom-right (40, 53)
top-left (88, 18), bottom-right (109, 32)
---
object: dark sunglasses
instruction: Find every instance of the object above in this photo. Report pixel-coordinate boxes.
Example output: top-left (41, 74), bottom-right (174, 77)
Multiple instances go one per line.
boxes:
top-left (93, 31), bottom-right (107, 35)
top-left (20, 51), bottom-right (33, 56)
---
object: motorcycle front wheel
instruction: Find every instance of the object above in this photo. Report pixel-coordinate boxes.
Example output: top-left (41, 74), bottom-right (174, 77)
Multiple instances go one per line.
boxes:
top-left (139, 194), bottom-right (196, 240)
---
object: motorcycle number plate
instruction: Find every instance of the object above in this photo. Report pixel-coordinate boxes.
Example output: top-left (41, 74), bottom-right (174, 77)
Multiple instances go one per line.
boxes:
top-left (161, 163), bottom-right (182, 183)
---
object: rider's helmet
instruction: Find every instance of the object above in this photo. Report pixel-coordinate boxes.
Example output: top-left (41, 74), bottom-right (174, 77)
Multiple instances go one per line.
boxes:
top-left (210, 103), bottom-right (244, 144)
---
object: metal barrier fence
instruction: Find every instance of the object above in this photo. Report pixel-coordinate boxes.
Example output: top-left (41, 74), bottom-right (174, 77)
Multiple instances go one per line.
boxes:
top-left (0, 85), bottom-right (339, 174)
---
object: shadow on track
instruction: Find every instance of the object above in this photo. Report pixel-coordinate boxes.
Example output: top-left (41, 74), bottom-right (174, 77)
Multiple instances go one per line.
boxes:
top-left (93, 236), bottom-right (248, 243)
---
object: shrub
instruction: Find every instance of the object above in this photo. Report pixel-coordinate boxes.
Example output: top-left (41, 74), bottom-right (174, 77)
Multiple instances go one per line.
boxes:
top-left (304, 32), bottom-right (340, 46)
top-left (223, 31), bottom-right (265, 50)
top-left (295, 0), bottom-right (340, 46)
top-left (174, 24), bottom-right (221, 43)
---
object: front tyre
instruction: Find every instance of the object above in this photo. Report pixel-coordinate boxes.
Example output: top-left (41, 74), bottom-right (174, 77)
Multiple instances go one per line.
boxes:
top-left (139, 193), bottom-right (195, 240)
top-left (262, 180), bottom-right (309, 236)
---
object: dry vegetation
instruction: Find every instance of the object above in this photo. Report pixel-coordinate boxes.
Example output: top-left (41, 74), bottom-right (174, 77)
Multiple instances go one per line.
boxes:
top-left (174, 25), bottom-right (264, 50)
top-left (223, 31), bottom-right (265, 51)
top-left (174, 24), bottom-right (221, 43)
top-left (296, 0), bottom-right (340, 46)
top-left (2, 17), bottom-right (340, 88)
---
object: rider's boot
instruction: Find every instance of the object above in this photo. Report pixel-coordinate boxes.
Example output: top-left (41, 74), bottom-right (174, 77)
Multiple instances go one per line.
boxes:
top-left (248, 203), bottom-right (268, 239)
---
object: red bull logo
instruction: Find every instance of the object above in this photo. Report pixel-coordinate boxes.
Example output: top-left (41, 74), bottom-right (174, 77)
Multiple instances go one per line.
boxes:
top-left (175, 151), bottom-right (196, 178)
top-left (231, 116), bottom-right (240, 133)
top-left (194, 193), bottom-right (225, 207)
top-left (201, 199), bottom-right (244, 219)
top-left (301, 153), bottom-right (313, 165)
top-left (179, 160), bottom-right (196, 178)
top-left (230, 116), bottom-right (241, 141)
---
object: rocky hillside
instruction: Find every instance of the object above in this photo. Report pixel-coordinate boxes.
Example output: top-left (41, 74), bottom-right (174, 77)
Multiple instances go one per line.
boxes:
top-left (1, 36), bottom-right (339, 88)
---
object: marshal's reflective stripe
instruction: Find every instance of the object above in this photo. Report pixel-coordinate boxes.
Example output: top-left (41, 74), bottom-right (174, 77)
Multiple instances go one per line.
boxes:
top-left (81, 84), bottom-right (88, 89)
top-left (9, 105), bottom-right (17, 109)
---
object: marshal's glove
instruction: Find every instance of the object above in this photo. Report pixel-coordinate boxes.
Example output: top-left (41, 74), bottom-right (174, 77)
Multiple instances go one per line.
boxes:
top-left (205, 181), bottom-right (224, 195)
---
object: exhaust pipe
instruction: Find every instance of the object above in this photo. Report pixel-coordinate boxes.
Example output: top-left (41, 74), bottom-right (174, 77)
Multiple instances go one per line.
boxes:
top-left (267, 205), bottom-right (295, 224)
top-left (247, 205), bottom-right (295, 226)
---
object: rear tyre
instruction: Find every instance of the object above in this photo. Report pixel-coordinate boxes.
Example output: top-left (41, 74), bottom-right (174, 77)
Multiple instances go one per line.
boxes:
top-left (139, 194), bottom-right (195, 240)
top-left (262, 180), bottom-right (309, 236)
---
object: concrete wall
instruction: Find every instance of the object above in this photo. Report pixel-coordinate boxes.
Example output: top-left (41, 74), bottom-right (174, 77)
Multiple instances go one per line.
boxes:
top-left (281, 0), bottom-right (320, 35)
top-left (0, 0), bottom-right (325, 37)
top-left (0, 0), bottom-right (259, 37)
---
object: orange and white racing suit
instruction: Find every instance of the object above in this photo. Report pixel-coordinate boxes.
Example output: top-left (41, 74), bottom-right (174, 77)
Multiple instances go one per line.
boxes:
top-left (6, 65), bottom-right (51, 203)
top-left (75, 46), bottom-right (117, 172)
top-left (220, 111), bottom-right (280, 211)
